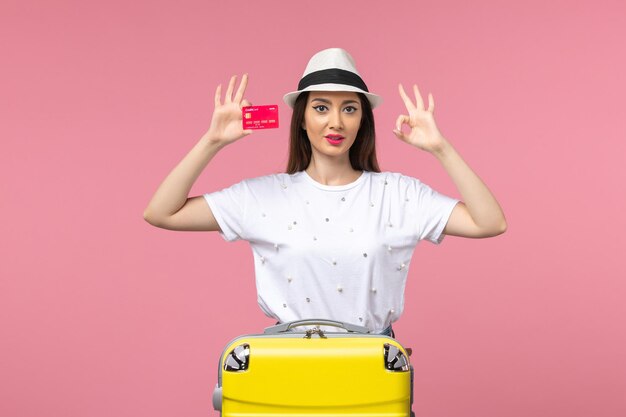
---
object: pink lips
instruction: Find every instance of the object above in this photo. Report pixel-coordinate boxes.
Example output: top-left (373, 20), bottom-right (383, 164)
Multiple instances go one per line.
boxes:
top-left (325, 134), bottom-right (345, 145)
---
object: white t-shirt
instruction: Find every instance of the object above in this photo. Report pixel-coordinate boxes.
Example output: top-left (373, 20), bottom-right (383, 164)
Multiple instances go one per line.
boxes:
top-left (204, 171), bottom-right (459, 333)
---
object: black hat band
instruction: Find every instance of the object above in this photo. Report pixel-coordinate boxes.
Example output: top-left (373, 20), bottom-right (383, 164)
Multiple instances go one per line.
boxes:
top-left (298, 68), bottom-right (369, 92)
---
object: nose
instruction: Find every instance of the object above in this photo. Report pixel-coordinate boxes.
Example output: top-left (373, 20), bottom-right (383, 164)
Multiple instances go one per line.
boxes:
top-left (328, 109), bottom-right (344, 130)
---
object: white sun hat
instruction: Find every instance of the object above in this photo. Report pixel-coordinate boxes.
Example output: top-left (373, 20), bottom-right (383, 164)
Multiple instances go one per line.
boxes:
top-left (283, 48), bottom-right (382, 109)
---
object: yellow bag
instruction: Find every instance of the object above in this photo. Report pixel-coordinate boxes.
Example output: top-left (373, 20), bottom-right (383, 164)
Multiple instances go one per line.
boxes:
top-left (213, 319), bottom-right (414, 416)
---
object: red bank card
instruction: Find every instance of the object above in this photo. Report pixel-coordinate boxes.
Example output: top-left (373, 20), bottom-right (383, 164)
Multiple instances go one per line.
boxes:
top-left (242, 105), bottom-right (279, 129)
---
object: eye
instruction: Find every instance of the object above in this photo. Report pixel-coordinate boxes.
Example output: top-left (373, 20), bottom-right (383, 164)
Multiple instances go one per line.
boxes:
top-left (343, 106), bottom-right (358, 114)
top-left (313, 105), bottom-right (328, 112)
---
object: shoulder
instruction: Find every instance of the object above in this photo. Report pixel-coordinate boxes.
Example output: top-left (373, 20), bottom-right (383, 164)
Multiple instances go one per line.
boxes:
top-left (232, 172), bottom-right (294, 188)
top-left (369, 171), bottom-right (425, 187)
top-left (224, 172), bottom-right (305, 196)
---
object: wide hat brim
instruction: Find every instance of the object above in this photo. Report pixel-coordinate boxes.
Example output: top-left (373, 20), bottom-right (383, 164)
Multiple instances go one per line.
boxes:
top-left (283, 84), bottom-right (382, 109)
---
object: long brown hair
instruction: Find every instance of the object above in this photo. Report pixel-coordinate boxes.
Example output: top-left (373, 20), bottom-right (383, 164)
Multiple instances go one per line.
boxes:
top-left (285, 92), bottom-right (380, 174)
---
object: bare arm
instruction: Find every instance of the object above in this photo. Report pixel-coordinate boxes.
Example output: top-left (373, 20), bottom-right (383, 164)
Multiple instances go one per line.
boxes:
top-left (433, 140), bottom-right (507, 238)
top-left (143, 74), bottom-right (253, 231)
top-left (393, 83), bottom-right (507, 238)
top-left (143, 139), bottom-right (223, 231)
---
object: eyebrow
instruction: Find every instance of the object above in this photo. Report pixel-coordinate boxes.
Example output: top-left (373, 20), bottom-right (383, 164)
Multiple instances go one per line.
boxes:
top-left (310, 98), bottom-right (360, 105)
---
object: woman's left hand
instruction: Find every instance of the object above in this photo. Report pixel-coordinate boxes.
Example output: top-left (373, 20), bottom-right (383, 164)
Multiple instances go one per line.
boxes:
top-left (392, 84), bottom-right (447, 153)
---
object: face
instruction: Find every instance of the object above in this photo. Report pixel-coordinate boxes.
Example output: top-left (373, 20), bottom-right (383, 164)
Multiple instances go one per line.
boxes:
top-left (302, 91), bottom-right (362, 160)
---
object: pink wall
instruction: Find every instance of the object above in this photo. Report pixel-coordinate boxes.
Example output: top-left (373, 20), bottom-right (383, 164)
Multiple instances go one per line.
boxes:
top-left (2, 0), bottom-right (625, 416)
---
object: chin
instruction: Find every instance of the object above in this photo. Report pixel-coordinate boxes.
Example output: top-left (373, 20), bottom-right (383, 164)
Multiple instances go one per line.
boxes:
top-left (322, 147), bottom-right (350, 157)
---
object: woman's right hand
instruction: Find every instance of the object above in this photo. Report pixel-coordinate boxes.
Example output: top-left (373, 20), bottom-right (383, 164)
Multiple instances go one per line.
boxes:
top-left (203, 74), bottom-right (253, 148)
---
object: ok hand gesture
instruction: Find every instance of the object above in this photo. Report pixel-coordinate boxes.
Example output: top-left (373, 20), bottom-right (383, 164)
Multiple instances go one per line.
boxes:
top-left (204, 74), bottom-right (253, 148)
top-left (392, 84), bottom-right (447, 154)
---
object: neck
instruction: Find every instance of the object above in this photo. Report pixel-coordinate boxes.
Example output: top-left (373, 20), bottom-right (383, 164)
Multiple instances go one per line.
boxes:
top-left (305, 154), bottom-right (361, 186)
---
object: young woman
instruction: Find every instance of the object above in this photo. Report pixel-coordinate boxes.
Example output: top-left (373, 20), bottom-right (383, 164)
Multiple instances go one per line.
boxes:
top-left (144, 48), bottom-right (507, 336)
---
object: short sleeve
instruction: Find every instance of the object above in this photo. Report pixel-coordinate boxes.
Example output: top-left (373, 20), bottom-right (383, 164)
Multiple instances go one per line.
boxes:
top-left (412, 179), bottom-right (459, 244)
top-left (203, 180), bottom-right (250, 242)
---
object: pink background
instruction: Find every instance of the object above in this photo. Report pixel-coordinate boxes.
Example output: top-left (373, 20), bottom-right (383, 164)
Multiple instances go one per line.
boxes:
top-left (2, 0), bottom-right (625, 416)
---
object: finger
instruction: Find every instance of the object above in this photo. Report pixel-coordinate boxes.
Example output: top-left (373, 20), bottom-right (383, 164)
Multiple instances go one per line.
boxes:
top-left (234, 73), bottom-right (248, 103)
top-left (241, 98), bottom-right (252, 108)
top-left (214, 84), bottom-right (222, 107)
top-left (242, 129), bottom-right (254, 136)
top-left (398, 84), bottom-right (416, 111)
top-left (413, 84), bottom-right (425, 110)
top-left (395, 114), bottom-right (409, 132)
top-left (392, 128), bottom-right (408, 142)
top-left (428, 93), bottom-right (434, 113)
top-left (225, 75), bottom-right (237, 103)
